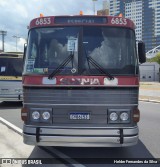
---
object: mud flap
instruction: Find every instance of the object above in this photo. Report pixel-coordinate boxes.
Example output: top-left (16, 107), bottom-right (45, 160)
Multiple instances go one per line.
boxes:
top-left (36, 127), bottom-right (40, 142)
top-left (120, 129), bottom-right (123, 144)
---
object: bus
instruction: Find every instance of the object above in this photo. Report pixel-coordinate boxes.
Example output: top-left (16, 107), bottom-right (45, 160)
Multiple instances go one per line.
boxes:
top-left (22, 15), bottom-right (146, 147)
top-left (0, 52), bottom-right (23, 102)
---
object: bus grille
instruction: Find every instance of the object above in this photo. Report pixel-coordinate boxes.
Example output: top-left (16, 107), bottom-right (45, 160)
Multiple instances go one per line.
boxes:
top-left (23, 87), bottom-right (138, 106)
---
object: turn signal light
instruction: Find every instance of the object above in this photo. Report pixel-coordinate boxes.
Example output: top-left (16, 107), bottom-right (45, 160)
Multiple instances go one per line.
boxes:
top-left (21, 107), bottom-right (28, 121)
top-left (133, 108), bottom-right (140, 122)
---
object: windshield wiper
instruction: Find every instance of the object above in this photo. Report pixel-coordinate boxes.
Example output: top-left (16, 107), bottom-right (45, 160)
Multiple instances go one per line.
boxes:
top-left (87, 56), bottom-right (114, 80)
top-left (48, 54), bottom-right (74, 79)
top-left (83, 44), bottom-right (114, 80)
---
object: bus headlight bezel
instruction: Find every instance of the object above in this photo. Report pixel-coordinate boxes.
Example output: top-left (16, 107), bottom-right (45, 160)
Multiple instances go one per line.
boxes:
top-left (108, 109), bottom-right (130, 124)
top-left (30, 108), bottom-right (52, 123)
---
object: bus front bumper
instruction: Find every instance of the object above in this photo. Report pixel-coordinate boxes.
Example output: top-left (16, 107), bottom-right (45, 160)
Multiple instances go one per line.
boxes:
top-left (23, 125), bottom-right (139, 147)
top-left (0, 94), bottom-right (23, 102)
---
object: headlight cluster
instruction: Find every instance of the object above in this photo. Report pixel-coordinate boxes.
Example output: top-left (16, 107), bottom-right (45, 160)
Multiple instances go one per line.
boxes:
top-left (31, 108), bottom-right (52, 123)
top-left (15, 88), bottom-right (22, 93)
top-left (108, 110), bottom-right (130, 123)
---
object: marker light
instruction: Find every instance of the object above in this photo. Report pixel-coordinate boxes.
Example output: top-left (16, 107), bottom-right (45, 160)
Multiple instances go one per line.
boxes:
top-left (118, 13), bottom-right (123, 17)
top-left (120, 112), bottom-right (129, 121)
top-left (80, 11), bottom-right (83, 15)
top-left (133, 108), bottom-right (140, 122)
top-left (40, 13), bottom-right (44, 17)
top-left (21, 107), bottom-right (28, 121)
top-left (109, 112), bottom-right (118, 121)
top-left (42, 112), bottom-right (50, 120)
top-left (32, 111), bottom-right (40, 120)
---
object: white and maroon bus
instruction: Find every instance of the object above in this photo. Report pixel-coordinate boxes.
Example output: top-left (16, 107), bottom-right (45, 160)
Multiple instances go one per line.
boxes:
top-left (22, 15), bottom-right (146, 147)
top-left (0, 52), bottom-right (23, 102)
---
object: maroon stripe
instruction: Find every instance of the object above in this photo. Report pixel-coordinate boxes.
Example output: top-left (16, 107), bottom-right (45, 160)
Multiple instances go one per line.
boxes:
top-left (23, 75), bottom-right (139, 86)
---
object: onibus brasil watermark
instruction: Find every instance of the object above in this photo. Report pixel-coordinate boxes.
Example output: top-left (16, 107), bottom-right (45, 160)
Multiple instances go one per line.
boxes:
top-left (1, 159), bottom-right (42, 165)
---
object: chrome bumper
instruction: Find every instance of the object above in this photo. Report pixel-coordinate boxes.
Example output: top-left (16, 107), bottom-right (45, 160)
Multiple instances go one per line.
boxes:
top-left (23, 125), bottom-right (139, 147)
top-left (0, 94), bottom-right (23, 101)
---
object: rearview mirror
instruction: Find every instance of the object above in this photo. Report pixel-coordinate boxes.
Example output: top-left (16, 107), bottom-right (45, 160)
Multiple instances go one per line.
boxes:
top-left (23, 43), bottom-right (27, 63)
top-left (138, 41), bottom-right (146, 64)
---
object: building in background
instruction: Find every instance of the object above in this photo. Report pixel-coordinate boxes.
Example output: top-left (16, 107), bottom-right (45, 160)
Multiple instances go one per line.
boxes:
top-left (125, 0), bottom-right (143, 41)
top-left (108, 0), bottom-right (160, 52)
top-left (109, 0), bottom-right (125, 16)
top-left (97, 0), bottom-right (109, 16)
top-left (142, 0), bottom-right (157, 52)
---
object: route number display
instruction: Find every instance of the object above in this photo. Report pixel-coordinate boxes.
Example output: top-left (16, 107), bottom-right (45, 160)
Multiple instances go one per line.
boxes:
top-left (35, 18), bottom-right (51, 25)
top-left (111, 18), bottom-right (127, 25)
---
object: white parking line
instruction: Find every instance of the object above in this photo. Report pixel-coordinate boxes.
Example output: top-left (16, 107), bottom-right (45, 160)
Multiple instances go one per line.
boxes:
top-left (139, 101), bottom-right (160, 104)
top-left (51, 147), bottom-right (85, 167)
top-left (0, 117), bottom-right (22, 135)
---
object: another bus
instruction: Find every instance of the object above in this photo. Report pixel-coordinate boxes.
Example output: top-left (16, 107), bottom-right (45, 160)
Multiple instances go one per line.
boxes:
top-left (22, 15), bottom-right (146, 147)
top-left (0, 52), bottom-right (23, 102)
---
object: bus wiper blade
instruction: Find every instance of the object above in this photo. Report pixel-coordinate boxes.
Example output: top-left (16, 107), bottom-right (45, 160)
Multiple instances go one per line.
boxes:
top-left (87, 56), bottom-right (114, 80)
top-left (48, 54), bottom-right (74, 79)
top-left (83, 43), bottom-right (114, 80)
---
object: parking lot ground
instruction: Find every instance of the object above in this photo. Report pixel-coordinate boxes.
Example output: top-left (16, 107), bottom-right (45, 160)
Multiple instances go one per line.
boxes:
top-left (139, 82), bottom-right (160, 102)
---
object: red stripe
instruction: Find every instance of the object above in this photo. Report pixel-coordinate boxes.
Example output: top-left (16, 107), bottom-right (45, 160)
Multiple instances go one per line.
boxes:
top-left (23, 75), bottom-right (139, 86)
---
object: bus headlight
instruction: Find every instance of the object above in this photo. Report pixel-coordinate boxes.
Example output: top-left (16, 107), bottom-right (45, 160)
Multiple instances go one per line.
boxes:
top-left (42, 112), bottom-right (51, 120)
top-left (15, 88), bottom-right (22, 93)
top-left (120, 112), bottom-right (129, 121)
top-left (32, 111), bottom-right (40, 120)
top-left (109, 112), bottom-right (118, 121)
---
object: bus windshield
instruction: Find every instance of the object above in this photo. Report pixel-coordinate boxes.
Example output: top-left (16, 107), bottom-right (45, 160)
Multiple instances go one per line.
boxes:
top-left (24, 26), bottom-right (137, 75)
top-left (0, 57), bottom-right (23, 76)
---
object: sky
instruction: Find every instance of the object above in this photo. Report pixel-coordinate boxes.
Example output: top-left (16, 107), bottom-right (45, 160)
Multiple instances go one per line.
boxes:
top-left (0, 0), bottom-right (107, 52)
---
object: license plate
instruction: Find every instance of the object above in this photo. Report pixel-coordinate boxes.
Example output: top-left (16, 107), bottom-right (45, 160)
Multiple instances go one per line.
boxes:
top-left (69, 112), bottom-right (90, 120)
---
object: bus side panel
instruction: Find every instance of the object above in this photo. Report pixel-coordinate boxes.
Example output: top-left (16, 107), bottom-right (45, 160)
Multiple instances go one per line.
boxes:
top-left (0, 80), bottom-right (22, 101)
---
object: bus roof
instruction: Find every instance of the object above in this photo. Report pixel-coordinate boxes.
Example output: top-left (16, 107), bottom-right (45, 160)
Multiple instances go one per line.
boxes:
top-left (29, 15), bottom-right (135, 30)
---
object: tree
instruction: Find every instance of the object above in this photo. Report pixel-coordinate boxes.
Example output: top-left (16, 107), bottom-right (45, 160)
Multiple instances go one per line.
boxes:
top-left (147, 52), bottom-right (160, 64)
